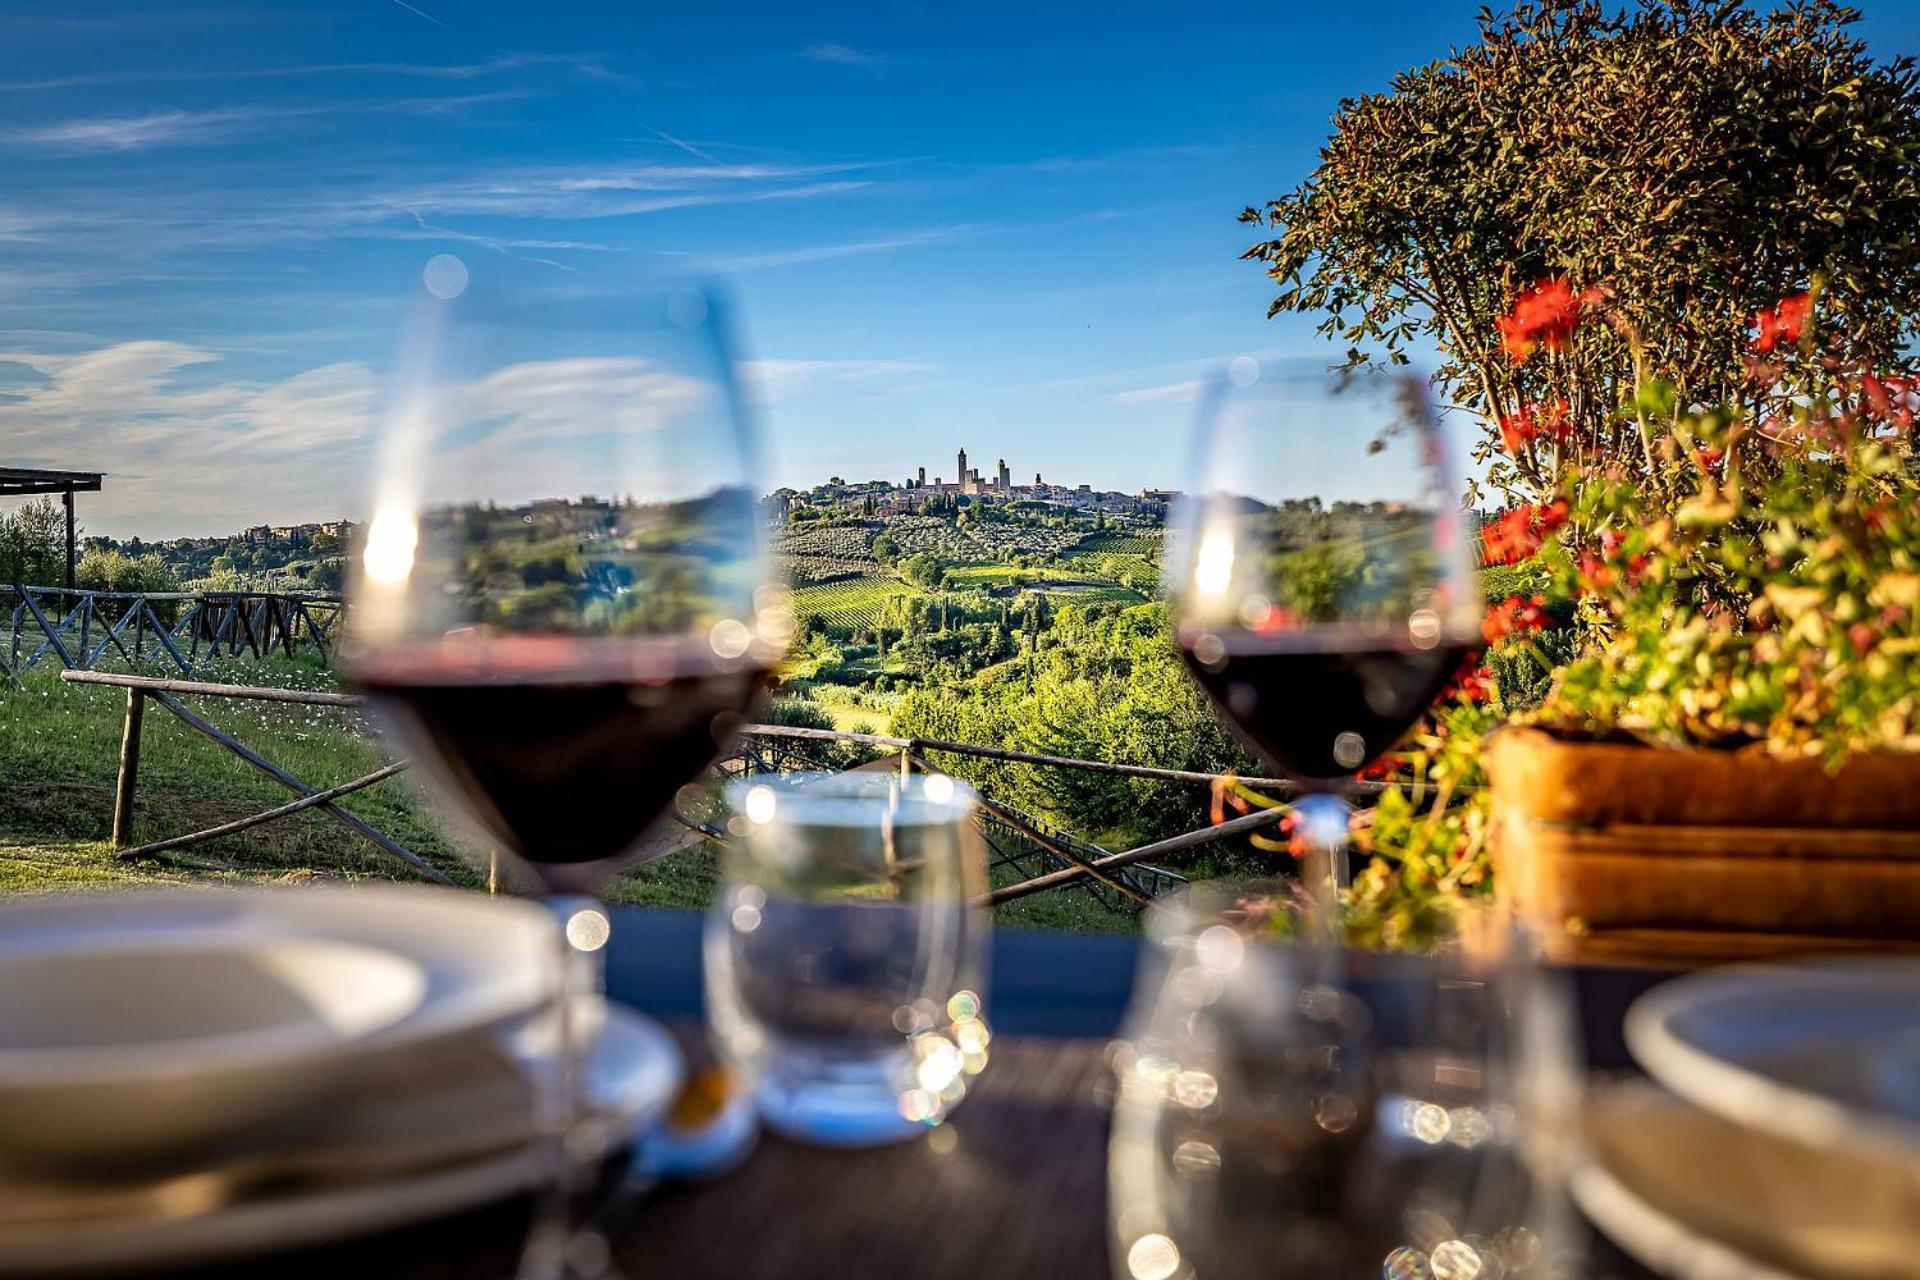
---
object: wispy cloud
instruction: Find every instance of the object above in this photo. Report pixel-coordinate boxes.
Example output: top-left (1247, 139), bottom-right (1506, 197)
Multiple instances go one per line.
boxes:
top-left (709, 226), bottom-right (977, 272)
top-left (0, 52), bottom-right (621, 94)
top-left (389, 0), bottom-right (452, 29)
top-left (0, 340), bottom-right (377, 534)
top-left (1108, 378), bottom-right (1208, 406)
top-left (10, 91), bottom-right (526, 153)
top-left (384, 214), bottom-right (623, 254)
top-left (358, 170), bottom-right (877, 223)
top-left (800, 43), bottom-right (887, 68)
top-left (13, 106), bottom-right (289, 152)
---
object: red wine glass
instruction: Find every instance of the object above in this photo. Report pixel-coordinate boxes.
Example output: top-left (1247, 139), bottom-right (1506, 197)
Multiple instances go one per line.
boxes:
top-left (344, 258), bottom-right (782, 1278)
top-left (1165, 361), bottom-right (1481, 920)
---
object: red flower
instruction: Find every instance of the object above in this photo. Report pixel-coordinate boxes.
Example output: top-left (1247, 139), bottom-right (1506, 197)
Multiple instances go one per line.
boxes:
top-left (1496, 399), bottom-right (1572, 458)
top-left (1449, 663), bottom-right (1495, 704)
top-left (1483, 593), bottom-right (1551, 646)
top-left (1861, 372), bottom-right (1919, 430)
top-left (1751, 293), bottom-right (1811, 354)
top-left (1497, 279), bottom-right (1598, 365)
top-left (1480, 499), bottom-right (1568, 566)
top-left (1278, 813), bottom-right (1310, 860)
top-left (1497, 314), bottom-right (1536, 363)
top-left (1498, 409), bottom-right (1534, 457)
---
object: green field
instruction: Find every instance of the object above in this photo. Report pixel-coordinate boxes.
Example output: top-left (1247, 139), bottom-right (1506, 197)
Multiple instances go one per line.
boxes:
top-left (0, 666), bottom-right (1144, 930)
top-left (940, 562), bottom-right (1076, 588)
top-left (1070, 532), bottom-right (1159, 557)
top-left (789, 574), bottom-right (923, 627)
top-left (0, 667), bottom-right (718, 909)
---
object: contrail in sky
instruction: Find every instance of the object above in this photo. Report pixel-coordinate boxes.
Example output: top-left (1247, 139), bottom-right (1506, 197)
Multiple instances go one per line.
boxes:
top-left (650, 127), bottom-right (723, 166)
top-left (390, 0), bottom-right (453, 29)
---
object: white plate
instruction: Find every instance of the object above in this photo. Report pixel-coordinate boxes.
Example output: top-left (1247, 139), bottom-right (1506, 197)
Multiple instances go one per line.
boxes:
top-left (0, 936), bottom-right (427, 1168)
top-left (1573, 1081), bottom-right (1920, 1280)
top-left (1625, 958), bottom-right (1920, 1162)
top-left (0, 1004), bottom-right (684, 1276)
top-left (0, 885), bottom-right (553, 1170)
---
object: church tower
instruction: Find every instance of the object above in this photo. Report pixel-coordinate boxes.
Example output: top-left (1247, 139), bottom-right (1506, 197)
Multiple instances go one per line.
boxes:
top-left (956, 447), bottom-right (967, 486)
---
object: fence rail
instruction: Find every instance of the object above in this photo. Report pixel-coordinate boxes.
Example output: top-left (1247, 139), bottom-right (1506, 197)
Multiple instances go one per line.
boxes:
top-left (4, 586), bottom-right (344, 681)
top-left (56, 670), bottom-right (1329, 910)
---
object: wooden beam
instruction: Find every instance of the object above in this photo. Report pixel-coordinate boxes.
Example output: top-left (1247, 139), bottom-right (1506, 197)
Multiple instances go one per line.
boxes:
top-left (116, 760), bottom-right (410, 862)
top-left (62, 489), bottom-right (74, 593)
top-left (62, 669), bottom-right (357, 705)
top-left (981, 806), bottom-right (1290, 906)
top-left (110, 689), bottom-right (145, 849)
top-left (144, 689), bottom-right (450, 884)
top-left (142, 600), bottom-right (193, 676)
top-left (16, 588), bottom-right (74, 669)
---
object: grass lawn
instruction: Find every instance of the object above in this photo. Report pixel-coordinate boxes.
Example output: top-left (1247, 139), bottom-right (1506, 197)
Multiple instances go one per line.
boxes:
top-left (823, 701), bottom-right (893, 735)
top-left (0, 666), bottom-right (1139, 932)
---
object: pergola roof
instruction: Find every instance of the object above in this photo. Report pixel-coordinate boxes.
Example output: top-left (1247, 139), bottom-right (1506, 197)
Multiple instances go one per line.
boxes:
top-left (0, 467), bottom-right (103, 497)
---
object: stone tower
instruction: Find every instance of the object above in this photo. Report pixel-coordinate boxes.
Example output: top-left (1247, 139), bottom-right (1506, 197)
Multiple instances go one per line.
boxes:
top-left (997, 458), bottom-right (1010, 490)
top-left (956, 447), bottom-right (967, 485)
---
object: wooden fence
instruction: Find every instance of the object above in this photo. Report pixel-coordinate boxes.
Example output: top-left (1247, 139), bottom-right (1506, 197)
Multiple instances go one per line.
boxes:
top-left (3, 586), bottom-right (343, 680)
top-left (56, 671), bottom-right (1326, 909)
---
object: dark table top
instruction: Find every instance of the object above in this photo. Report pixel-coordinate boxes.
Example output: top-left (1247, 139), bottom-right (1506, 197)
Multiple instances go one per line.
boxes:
top-left (116, 910), bottom-right (1675, 1280)
top-left (601, 908), bottom-right (1672, 1070)
top-left (604, 910), bottom-right (1669, 1280)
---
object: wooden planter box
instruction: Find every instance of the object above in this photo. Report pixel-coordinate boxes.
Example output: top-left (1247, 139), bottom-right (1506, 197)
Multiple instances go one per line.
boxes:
top-left (1486, 727), bottom-right (1920, 967)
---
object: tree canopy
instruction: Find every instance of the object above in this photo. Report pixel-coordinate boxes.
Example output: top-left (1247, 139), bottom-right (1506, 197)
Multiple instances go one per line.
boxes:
top-left (1242, 0), bottom-right (1920, 502)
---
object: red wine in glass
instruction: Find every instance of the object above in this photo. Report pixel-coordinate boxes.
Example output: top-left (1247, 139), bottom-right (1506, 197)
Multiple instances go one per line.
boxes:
top-left (1178, 631), bottom-right (1477, 781)
top-left (356, 636), bottom-right (767, 887)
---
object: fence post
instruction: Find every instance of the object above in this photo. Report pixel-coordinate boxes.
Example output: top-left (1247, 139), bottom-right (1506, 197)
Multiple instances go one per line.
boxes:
top-left (111, 688), bottom-right (145, 850)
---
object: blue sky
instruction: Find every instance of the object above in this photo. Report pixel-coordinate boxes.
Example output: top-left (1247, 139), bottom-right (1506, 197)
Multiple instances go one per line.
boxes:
top-left (3, 1), bottom-right (1918, 538)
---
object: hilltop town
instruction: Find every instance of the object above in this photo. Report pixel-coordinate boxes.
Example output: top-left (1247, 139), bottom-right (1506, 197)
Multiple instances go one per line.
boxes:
top-left (773, 445), bottom-right (1176, 519)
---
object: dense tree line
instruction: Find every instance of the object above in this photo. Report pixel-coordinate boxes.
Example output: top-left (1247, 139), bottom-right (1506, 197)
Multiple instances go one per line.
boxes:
top-left (893, 601), bottom-right (1257, 847)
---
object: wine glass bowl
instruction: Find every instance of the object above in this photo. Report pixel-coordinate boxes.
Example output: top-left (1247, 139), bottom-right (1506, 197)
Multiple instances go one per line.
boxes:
top-left (345, 269), bottom-right (783, 895)
top-left (1109, 888), bottom-right (1572, 1280)
top-left (1166, 363), bottom-right (1480, 785)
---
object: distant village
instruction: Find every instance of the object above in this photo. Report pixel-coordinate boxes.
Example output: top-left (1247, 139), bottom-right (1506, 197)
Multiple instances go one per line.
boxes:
top-left (772, 446), bottom-right (1177, 519)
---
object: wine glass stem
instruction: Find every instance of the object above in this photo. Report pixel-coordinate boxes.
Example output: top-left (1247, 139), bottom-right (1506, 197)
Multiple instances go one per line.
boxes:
top-left (1292, 790), bottom-right (1351, 946)
top-left (532, 895), bottom-right (618, 1280)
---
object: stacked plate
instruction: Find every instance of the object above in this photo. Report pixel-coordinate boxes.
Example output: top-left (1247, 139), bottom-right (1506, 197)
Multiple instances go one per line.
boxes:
top-left (1574, 960), bottom-right (1920, 1280)
top-left (0, 886), bottom-right (682, 1275)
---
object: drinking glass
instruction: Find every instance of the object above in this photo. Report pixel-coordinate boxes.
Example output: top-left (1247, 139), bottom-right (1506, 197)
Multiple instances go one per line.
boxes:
top-left (1164, 361), bottom-right (1481, 904)
top-left (1109, 886), bottom-right (1583, 1280)
top-left (343, 257), bottom-right (783, 1277)
top-left (706, 771), bottom-right (992, 1146)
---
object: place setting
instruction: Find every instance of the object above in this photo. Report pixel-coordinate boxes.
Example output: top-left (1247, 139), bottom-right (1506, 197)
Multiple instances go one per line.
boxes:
top-left (2, 3), bottom-right (1919, 1276)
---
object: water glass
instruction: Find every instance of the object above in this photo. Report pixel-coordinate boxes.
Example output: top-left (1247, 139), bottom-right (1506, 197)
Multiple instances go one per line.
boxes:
top-left (1109, 886), bottom-right (1582, 1280)
top-left (706, 771), bottom-right (991, 1146)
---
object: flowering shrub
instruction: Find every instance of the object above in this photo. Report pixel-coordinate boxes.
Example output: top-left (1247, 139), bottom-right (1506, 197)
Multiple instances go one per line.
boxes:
top-left (1244, 1), bottom-right (1920, 512)
top-left (1332, 285), bottom-right (1920, 948)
